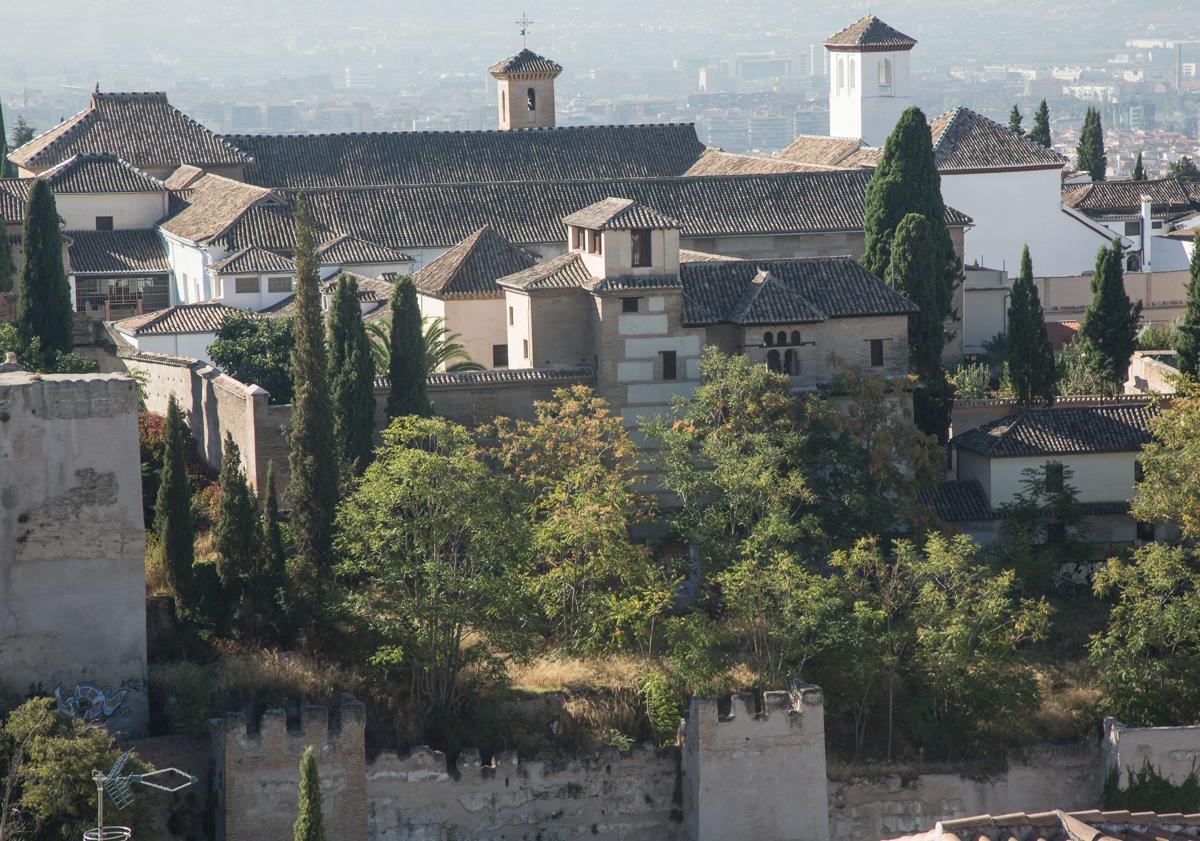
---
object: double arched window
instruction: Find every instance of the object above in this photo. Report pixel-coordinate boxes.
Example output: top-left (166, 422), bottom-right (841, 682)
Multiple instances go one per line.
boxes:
top-left (784, 349), bottom-right (799, 375)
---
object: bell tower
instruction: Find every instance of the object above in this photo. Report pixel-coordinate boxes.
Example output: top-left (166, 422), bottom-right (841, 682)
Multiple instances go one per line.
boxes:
top-left (824, 15), bottom-right (916, 146)
top-left (489, 15), bottom-right (562, 131)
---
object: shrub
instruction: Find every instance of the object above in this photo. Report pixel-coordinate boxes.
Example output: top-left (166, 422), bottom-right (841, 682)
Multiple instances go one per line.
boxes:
top-left (1104, 760), bottom-right (1200, 813)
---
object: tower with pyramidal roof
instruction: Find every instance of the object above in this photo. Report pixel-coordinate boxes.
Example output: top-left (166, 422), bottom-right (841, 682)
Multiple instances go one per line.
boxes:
top-left (824, 15), bottom-right (917, 146)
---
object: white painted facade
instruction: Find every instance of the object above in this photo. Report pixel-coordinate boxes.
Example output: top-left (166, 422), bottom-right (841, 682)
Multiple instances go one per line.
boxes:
top-left (958, 449), bottom-right (1138, 508)
top-left (211, 274), bottom-right (296, 311)
top-left (113, 328), bottom-right (218, 363)
top-left (419, 294), bottom-right (508, 370)
top-left (827, 48), bottom-right (912, 147)
top-left (56, 192), bottom-right (169, 231)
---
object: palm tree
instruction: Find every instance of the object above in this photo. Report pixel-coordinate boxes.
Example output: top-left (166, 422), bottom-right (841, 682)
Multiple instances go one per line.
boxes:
top-left (365, 316), bottom-right (484, 374)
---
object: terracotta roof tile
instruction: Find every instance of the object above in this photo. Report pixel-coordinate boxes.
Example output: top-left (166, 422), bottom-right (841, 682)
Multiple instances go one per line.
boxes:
top-left (562, 197), bottom-right (683, 230)
top-left (0, 178), bottom-right (33, 222)
top-left (159, 173), bottom-right (276, 243)
top-left (488, 48), bottom-right (563, 77)
top-left (1063, 177), bottom-right (1200, 220)
top-left (113, 302), bottom-right (238, 336)
top-left (41, 153), bottom-right (166, 194)
top-left (776, 135), bottom-right (877, 168)
top-left (920, 480), bottom-right (994, 522)
top-left (497, 252), bottom-right (594, 291)
top-left (412, 226), bottom-right (536, 299)
top-left (316, 233), bottom-right (412, 266)
top-left (210, 246), bottom-right (296, 275)
top-left (952, 404), bottom-right (1158, 457)
top-left (163, 164), bottom-right (206, 190)
top-left (930, 107), bottom-right (1069, 172)
top-left (67, 229), bottom-right (170, 276)
top-left (824, 16), bottom-right (917, 50)
top-left (685, 149), bottom-right (833, 175)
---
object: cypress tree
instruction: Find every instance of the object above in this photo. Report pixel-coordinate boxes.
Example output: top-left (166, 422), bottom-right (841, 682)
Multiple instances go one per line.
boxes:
top-left (260, 460), bottom-right (290, 643)
top-left (386, 275), bottom-right (432, 418)
top-left (861, 105), bottom-right (958, 333)
top-left (1077, 107), bottom-right (1107, 182)
top-left (1174, 231), bottom-right (1200, 377)
top-left (1008, 104), bottom-right (1024, 136)
top-left (293, 746), bottom-right (326, 841)
top-left (16, 180), bottom-right (72, 365)
top-left (0, 99), bottom-right (12, 178)
top-left (327, 273), bottom-right (377, 477)
top-left (287, 194), bottom-right (338, 606)
top-left (1006, 246), bottom-right (1058, 405)
top-left (155, 394), bottom-right (194, 610)
top-left (0, 211), bottom-right (15, 294)
top-left (213, 434), bottom-right (262, 635)
top-left (1079, 240), bottom-right (1141, 395)
top-left (1028, 99), bottom-right (1052, 149)
top-left (1132, 151), bottom-right (1146, 182)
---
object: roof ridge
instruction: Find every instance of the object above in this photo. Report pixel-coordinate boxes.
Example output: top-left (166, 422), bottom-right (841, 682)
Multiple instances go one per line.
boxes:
top-left (222, 123), bottom-right (695, 141)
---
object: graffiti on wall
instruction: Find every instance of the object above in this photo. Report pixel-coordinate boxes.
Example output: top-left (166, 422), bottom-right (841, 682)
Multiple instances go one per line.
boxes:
top-left (55, 683), bottom-right (130, 725)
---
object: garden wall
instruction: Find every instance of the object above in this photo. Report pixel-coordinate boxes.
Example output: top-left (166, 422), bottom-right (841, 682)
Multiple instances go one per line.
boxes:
top-left (1104, 717), bottom-right (1200, 787)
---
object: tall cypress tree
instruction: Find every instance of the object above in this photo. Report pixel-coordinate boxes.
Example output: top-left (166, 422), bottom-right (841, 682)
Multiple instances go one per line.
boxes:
top-left (156, 394), bottom-right (194, 610)
top-left (1132, 151), bottom-right (1146, 182)
top-left (0, 210), bottom-right (15, 294)
top-left (287, 194), bottom-right (338, 606)
top-left (1008, 104), bottom-right (1024, 136)
top-left (1079, 240), bottom-right (1141, 395)
top-left (1028, 99), bottom-right (1052, 149)
top-left (260, 460), bottom-right (290, 643)
top-left (1006, 246), bottom-right (1058, 406)
top-left (1077, 107), bottom-right (1107, 182)
top-left (327, 273), bottom-right (377, 477)
top-left (213, 434), bottom-right (262, 635)
top-left (1174, 232), bottom-right (1200, 377)
top-left (293, 746), bottom-right (326, 841)
top-left (0, 99), bottom-right (12, 178)
top-left (386, 275), bottom-right (432, 418)
top-left (16, 180), bottom-right (72, 365)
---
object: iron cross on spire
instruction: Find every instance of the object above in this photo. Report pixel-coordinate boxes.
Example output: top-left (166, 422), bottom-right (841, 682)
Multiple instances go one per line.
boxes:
top-left (516, 12), bottom-right (534, 47)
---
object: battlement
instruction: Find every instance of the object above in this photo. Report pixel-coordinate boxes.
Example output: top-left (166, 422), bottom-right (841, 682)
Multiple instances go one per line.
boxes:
top-left (687, 682), bottom-right (825, 745)
top-left (211, 693), bottom-right (366, 756)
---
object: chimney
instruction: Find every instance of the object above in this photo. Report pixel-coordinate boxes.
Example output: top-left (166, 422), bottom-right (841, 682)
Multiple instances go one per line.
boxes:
top-left (1141, 195), bottom-right (1153, 272)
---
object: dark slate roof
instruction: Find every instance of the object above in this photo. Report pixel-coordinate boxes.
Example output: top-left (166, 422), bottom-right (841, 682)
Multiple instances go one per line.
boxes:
top-left (113, 302), bottom-right (239, 335)
top-left (0, 179), bottom-right (33, 222)
top-left (1063, 177), bottom-right (1200, 221)
top-left (210, 246), bottom-right (296, 275)
top-left (497, 252), bottom-right (595, 291)
top-left (216, 172), bottom-right (972, 253)
top-left (920, 480), bottom-right (994, 523)
top-left (824, 16), bottom-right (917, 51)
top-left (412, 226), bottom-right (536, 299)
top-left (41, 153), bottom-right (166, 194)
top-left (679, 257), bottom-right (918, 326)
top-left (930, 107), bottom-right (1069, 172)
top-left (422, 366), bottom-right (593, 388)
top-left (67, 229), bottom-right (170, 276)
top-left (952, 404), bottom-right (1158, 457)
top-left (9, 91), bottom-right (251, 171)
top-left (562, 197), bottom-right (683, 230)
top-left (317, 234), bottom-right (413, 266)
top-left (224, 124), bottom-right (706, 189)
top-left (488, 48), bottom-right (563, 77)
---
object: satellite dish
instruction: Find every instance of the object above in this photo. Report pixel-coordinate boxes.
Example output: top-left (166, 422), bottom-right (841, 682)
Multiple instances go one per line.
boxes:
top-left (88, 750), bottom-right (198, 840)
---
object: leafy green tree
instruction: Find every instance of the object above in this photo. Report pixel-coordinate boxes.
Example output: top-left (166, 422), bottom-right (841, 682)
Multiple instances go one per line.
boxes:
top-left (385, 276), bottom-right (433, 417)
top-left (950, 362), bottom-right (991, 398)
top-left (1077, 107), bottom-right (1107, 181)
top-left (156, 393), bottom-right (195, 609)
top-left (1078, 240), bottom-right (1141, 395)
top-left (1027, 99), bottom-right (1051, 149)
top-left (494, 385), bottom-right (673, 653)
top-left (1169, 156), bottom-right (1200, 182)
top-left (15, 180), bottom-right (72, 366)
top-left (293, 746), bottom-right (326, 841)
top-left (1132, 151), bottom-right (1147, 181)
top-left (1138, 321), bottom-right (1177, 351)
top-left (1091, 543), bottom-right (1200, 725)
top-left (1008, 104), bottom-right (1023, 135)
top-left (327, 273), bottom-right (377, 477)
top-left (367, 315), bottom-right (485, 375)
top-left (1131, 379), bottom-right (1200, 537)
top-left (1174, 232), bottom-right (1200, 376)
top-left (1006, 246), bottom-right (1057, 405)
top-left (0, 211), bottom-right (16, 294)
top-left (213, 434), bottom-right (263, 635)
top-left (334, 416), bottom-right (534, 716)
top-left (10, 115), bottom-right (34, 147)
top-left (209, 313), bottom-right (295, 403)
top-left (287, 194), bottom-right (339, 609)
top-left (1056, 340), bottom-right (1106, 395)
top-left (997, 461), bottom-right (1083, 595)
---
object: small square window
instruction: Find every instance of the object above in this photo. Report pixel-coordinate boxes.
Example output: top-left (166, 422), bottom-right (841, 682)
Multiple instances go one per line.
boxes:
top-left (234, 276), bottom-right (259, 294)
top-left (622, 297), bottom-right (640, 313)
top-left (267, 276), bottom-right (292, 293)
top-left (869, 339), bottom-right (884, 367)
top-left (1124, 220), bottom-right (1141, 236)
top-left (95, 216), bottom-right (114, 231)
top-left (660, 350), bottom-right (677, 381)
top-left (492, 344), bottom-right (509, 368)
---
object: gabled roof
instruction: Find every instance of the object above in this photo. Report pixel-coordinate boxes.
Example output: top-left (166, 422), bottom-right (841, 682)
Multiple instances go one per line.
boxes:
top-left (321, 271), bottom-right (395, 304)
top-left (920, 480), bottom-right (994, 522)
top-left (163, 164), bottom-right (206, 190)
top-left (824, 16), bottom-right (917, 51)
top-left (317, 234), bottom-right (412, 266)
top-left (209, 246), bottom-right (296, 276)
top-left (412, 226), bottom-right (536, 299)
top-left (1063, 177), bottom-right (1200, 221)
top-left (41, 153), bottom-right (166, 194)
top-left (0, 179), bottom-right (33, 223)
top-left (727, 269), bottom-right (827, 325)
top-left (777, 135), bottom-right (879, 169)
top-left (159, 173), bottom-right (276, 243)
top-left (952, 404), bottom-right (1158, 458)
top-left (496, 252), bottom-right (596, 292)
top-left (67, 229), bottom-right (170, 276)
top-left (562, 197), bottom-right (683, 230)
top-left (930, 107), bottom-right (1070, 172)
top-left (224, 124), bottom-right (706, 189)
top-left (9, 91), bottom-right (251, 172)
top-left (113, 302), bottom-right (238, 336)
top-left (685, 149), bottom-right (832, 176)
top-left (889, 809), bottom-right (1200, 841)
top-left (488, 48), bottom-right (563, 77)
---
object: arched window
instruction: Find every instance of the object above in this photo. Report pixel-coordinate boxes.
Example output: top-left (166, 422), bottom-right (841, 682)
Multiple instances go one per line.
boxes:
top-left (878, 58), bottom-right (892, 87)
top-left (764, 332), bottom-right (774, 347)
top-left (849, 59), bottom-right (856, 91)
top-left (527, 87), bottom-right (536, 112)
top-left (766, 350), bottom-right (782, 372)
top-left (501, 90), bottom-right (506, 116)
top-left (837, 58), bottom-right (845, 93)
top-left (784, 349), bottom-right (799, 375)
top-left (776, 331), bottom-right (787, 346)
top-left (789, 330), bottom-right (800, 345)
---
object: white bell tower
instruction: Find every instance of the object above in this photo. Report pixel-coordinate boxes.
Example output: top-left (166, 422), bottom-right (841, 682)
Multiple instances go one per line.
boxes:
top-left (824, 16), bottom-right (916, 147)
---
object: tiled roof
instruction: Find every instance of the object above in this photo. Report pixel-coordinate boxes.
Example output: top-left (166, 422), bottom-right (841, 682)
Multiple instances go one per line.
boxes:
top-left (412, 226), bottom-right (536, 299)
top-left (317, 234), bottom-right (412, 266)
top-left (0, 179), bottom-right (33, 223)
top-left (776, 135), bottom-right (877, 168)
top-left (680, 257), bottom-right (918, 326)
top-left (496, 252), bottom-right (595, 291)
top-left (920, 480), bottom-right (994, 522)
top-left (684, 149), bottom-right (832, 176)
top-left (41, 153), bottom-right (166, 194)
top-left (224, 124), bottom-right (706, 189)
top-left (159, 173), bottom-right (276, 243)
top-left (322, 271), bottom-right (395, 305)
top-left (113, 302), bottom-right (239, 336)
top-left (824, 16), bottom-right (917, 51)
top-left (930, 107), bottom-right (1070, 172)
top-left (889, 809), bottom-right (1200, 841)
top-left (9, 91), bottom-right (251, 172)
top-left (488, 48), bottom-right (563, 77)
top-left (679, 249), bottom-right (739, 263)
top-left (562, 197), bottom-right (683, 230)
top-left (163, 164), bottom-right (206, 190)
top-left (590, 275), bottom-right (683, 292)
top-left (1063, 177), bottom-right (1200, 220)
top-left (216, 172), bottom-right (972, 254)
top-left (422, 366), bottom-right (593, 388)
top-left (210, 246), bottom-right (296, 275)
top-left (66, 229), bottom-right (170, 276)
top-left (952, 404), bottom-right (1158, 457)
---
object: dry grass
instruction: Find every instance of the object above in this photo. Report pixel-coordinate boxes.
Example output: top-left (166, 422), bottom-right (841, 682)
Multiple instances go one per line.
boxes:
top-left (1024, 661), bottom-right (1101, 744)
top-left (508, 653), bottom-right (653, 693)
top-left (143, 536), bottom-right (171, 597)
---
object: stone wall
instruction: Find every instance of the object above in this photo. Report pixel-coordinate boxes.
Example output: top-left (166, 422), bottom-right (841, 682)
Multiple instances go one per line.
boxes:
top-left (0, 369), bottom-right (148, 735)
top-left (1104, 717), bottom-right (1200, 787)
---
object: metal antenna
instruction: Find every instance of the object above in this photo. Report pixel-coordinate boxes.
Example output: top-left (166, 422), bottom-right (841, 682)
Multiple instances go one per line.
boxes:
top-left (516, 12), bottom-right (534, 47)
top-left (88, 750), bottom-right (197, 841)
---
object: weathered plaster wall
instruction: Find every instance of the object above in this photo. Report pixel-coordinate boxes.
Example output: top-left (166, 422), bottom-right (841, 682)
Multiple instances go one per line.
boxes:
top-left (1104, 717), bottom-right (1200, 787)
top-left (0, 370), bottom-right (148, 735)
